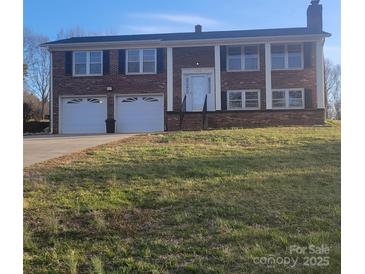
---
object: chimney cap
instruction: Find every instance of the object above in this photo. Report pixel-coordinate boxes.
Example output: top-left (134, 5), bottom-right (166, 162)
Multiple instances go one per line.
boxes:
top-left (311, 0), bottom-right (320, 4)
top-left (195, 24), bottom-right (202, 33)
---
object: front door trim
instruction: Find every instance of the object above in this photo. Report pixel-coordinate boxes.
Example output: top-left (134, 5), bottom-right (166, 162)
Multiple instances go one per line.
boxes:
top-left (181, 67), bottom-right (215, 112)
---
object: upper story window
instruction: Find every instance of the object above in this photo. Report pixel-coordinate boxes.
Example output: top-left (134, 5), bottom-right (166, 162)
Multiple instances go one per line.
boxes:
top-left (271, 44), bottom-right (303, 70)
top-left (227, 45), bottom-right (259, 71)
top-left (73, 51), bottom-right (102, 76)
top-left (227, 90), bottom-right (260, 110)
top-left (272, 89), bottom-right (304, 109)
top-left (126, 49), bottom-right (157, 74)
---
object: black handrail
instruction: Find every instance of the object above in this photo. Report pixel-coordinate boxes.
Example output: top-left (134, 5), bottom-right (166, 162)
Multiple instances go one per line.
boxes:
top-left (179, 95), bottom-right (187, 130)
top-left (202, 94), bottom-right (208, 130)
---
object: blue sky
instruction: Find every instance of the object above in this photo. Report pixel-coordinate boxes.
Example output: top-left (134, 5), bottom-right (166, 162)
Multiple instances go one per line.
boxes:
top-left (24, 0), bottom-right (340, 64)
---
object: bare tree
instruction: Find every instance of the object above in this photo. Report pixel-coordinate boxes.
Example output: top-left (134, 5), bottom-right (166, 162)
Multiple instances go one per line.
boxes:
top-left (23, 28), bottom-right (50, 119)
top-left (56, 26), bottom-right (118, 40)
top-left (324, 59), bottom-right (341, 120)
top-left (56, 26), bottom-right (86, 39)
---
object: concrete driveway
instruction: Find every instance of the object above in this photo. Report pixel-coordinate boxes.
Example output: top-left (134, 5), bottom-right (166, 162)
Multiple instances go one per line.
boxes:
top-left (24, 134), bottom-right (135, 167)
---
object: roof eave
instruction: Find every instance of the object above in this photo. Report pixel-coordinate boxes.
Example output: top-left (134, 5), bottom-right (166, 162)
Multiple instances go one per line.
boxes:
top-left (41, 33), bottom-right (330, 50)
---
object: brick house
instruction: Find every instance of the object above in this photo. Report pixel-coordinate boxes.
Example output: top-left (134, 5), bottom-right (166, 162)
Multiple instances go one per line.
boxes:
top-left (42, 0), bottom-right (330, 134)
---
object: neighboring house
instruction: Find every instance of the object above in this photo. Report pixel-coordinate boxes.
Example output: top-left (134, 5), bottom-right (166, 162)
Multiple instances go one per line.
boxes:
top-left (42, 0), bottom-right (330, 134)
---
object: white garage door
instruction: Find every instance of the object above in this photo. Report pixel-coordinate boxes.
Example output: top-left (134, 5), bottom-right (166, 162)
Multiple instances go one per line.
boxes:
top-left (116, 95), bottom-right (164, 133)
top-left (61, 97), bottom-right (107, 134)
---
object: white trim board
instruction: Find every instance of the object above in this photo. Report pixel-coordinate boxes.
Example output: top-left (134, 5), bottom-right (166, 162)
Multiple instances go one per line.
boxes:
top-left (43, 34), bottom-right (328, 51)
top-left (167, 48), bottom-right (173, 111)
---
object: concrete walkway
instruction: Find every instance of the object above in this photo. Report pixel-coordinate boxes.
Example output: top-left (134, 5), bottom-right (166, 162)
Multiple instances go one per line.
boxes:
top-left (23, 134), bottom-right (135, 167)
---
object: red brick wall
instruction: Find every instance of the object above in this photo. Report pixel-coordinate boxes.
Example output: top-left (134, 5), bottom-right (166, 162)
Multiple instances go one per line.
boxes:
top-left (51, 50), bottom-right (167, 133)
top-left (166, 110), bottom-right (325, 131)
top-left (51, 43), bottom-right (320, 133)
top-left (271, 44), bottom-right (317, 108)
top-left (221, 44), bottom-right (266, 110)
top-left (172, 46), bottom-right (215, 111)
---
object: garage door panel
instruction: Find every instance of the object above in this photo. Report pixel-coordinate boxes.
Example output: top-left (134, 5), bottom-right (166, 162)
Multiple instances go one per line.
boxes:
top-left (61, 97), bottom-right (107, 134)
top-left (116, 95), bottom-right (164, 133)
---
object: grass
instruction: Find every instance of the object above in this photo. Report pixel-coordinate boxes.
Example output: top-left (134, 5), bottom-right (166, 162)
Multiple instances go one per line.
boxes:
top-left (24, 125), bottom-right (341, 273)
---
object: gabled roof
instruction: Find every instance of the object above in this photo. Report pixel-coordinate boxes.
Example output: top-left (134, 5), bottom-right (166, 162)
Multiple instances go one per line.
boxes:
top-left (43, 27), bottom-right (331, 46)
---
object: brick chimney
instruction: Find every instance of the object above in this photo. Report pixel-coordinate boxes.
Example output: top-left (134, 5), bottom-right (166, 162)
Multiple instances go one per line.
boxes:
top-left (195, 24), bottom-right (202, 33)
top-left (307, 0), bottom-right (323, 32)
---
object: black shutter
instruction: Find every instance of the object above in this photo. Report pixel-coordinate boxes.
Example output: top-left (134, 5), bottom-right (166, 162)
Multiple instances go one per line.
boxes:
top-left (220, 46), bottom-right (226, 72)
top-left (65, 51), bottom-right (72, 75)
top-left (118, 49), bottom-right (126, 74)
top-left (221, 91), bottom-right (227, 111)
top-left (157, 48), bottom-right (164, 73)
top-left (304, 42), bottom-right (313, 68)
top-left (305, 89), bottom-right (312, 109)
top-left (103, 50), bottom-right (110, 75)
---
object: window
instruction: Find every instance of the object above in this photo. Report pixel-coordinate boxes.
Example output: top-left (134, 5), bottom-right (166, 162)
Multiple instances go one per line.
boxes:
top-left (227, 45), bottom-right (259, 71)
top-left (73, 51), bottom-right (102, 76)
top-left (272, 89), bottom-right (304, 109)
top-left (126, 49), bottom-right (156, 74)
top-left (227, 90), bottom-right (260, 110)
top-left (271, 44), bottom-right (303, 70)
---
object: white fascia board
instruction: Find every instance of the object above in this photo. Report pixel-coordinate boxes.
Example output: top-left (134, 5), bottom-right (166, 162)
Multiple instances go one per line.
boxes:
top-left (43, 34), bottom-right (328, 51)
top-left (167, 47), bottom-right (173, 112)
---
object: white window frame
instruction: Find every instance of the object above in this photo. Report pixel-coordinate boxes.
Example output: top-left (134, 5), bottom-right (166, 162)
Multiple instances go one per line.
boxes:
top-left (271, 43), bottom-right (304, 70)
top-left (73, 51), bottom-right (103, 76)
top-left (272, 88), bottom-right (305, 109)
top-left (227, 89), bottom-right (261, 110)
top-left (126, 48), bottom-right (157, 75)
top-left (226, 45), bottom-right (260, 72)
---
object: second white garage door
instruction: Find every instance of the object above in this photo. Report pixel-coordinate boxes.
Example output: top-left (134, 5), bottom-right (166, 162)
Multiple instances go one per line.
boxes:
top-left (115, 95), bottom-right (164, 133)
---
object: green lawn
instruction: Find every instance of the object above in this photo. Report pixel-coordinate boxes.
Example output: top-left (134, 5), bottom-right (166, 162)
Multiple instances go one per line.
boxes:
top-left (24, 124), bottom-right (341, 273)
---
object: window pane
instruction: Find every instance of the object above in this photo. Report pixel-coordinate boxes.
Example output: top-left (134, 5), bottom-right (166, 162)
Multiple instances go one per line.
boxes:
top-left (75, 64), bottom-right (86, 74)
top-left (245, 100), bottom-right (259, 108)
top-left (288, 54), bottom-right (302, 68)
top-left (128, 62), bottom-right (140, 73)
top-left (143, 61), bottom-right (155, 73)
top-left (245, 91), bottom-right (258, 100)
top-left (143, 49), bottom-right (155, 62)
top-left (127, 50), bottom-right (139, 62)
top-left (272, 55), bottom-right (285, 69)
top-left (271, 45), bottom-right (285, 54)
top-left (229, 100), bottom-right (242, 109)
top-left (288, 90), bottom-right (303, 107)
top-left (273, 90), bottom-right (285, 99)
top-left (272, 90), bottom-right (286, 108)
top-left (228, 57), bottom-right (241, 70)
top-left (271, 45), bottom-right (285, 69)
top-left (229, 92), bottom-right (242, 101)
top-left (89, 63), bottom-right (101, 74)
top-left (244, 46), bottom-right (258, 56)
top-left (75, 52), bottom-right (87, 64)
top-left (228, 47), bottom-right (241, 56)
top-left (245, 57), bottom-right (258, 70)
top-left (90, 51), bottom-right (101, 63)
top-left (288, 45), bottom-right (301, 53)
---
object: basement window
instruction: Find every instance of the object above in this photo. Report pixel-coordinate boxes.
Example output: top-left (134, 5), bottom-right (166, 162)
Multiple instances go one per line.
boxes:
top-left (272, 89), bottom-right (304, 109)
top-left (227, 90), bottom-right (260, 110)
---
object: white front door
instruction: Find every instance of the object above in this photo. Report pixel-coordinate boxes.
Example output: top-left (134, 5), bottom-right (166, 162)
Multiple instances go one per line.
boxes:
top-left (184, 73), bottom-right (215, 111)
top-left (115, 95), bottom-right (164, 133)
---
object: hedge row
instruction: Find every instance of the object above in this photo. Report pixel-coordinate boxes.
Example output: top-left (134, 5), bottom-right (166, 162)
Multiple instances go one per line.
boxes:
top-left (24, 121), bottom-right (50, 133)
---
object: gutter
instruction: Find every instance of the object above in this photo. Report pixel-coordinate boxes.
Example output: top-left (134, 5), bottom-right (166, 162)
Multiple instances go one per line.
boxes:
top-left (41, 33), bottom-right (331, 51)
